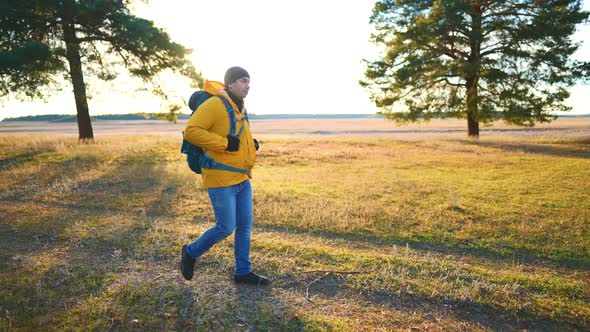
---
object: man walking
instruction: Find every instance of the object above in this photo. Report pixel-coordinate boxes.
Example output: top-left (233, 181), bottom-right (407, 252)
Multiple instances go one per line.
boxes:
top-left (180, 66), bottom-right (270, 286)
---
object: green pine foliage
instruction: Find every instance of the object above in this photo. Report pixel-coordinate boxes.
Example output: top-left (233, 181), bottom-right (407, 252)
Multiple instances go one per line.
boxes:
top-left (361, 0), bottom-right (589, 136)
top-left (0, 0), bottom-right (202, 139)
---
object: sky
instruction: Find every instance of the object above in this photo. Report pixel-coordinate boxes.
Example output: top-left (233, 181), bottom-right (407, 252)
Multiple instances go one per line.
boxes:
top-left (1, 0), bottom-right (589, 120)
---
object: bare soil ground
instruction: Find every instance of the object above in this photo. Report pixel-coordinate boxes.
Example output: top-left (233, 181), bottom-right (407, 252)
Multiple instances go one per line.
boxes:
top-left (1, 117), bottom-right (589, 140)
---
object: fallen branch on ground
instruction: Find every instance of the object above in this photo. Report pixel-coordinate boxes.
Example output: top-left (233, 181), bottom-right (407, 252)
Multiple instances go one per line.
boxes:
top-left (300, 270), bottom-right (370, 274)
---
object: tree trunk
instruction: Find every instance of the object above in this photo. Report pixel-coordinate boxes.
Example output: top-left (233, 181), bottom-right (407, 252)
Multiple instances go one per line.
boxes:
top-left (61, 0), bottom-right (93, 140)
top-left (467, 109), bottom-right (479, 137)
top-left (466, 76), bottom-right (480, 137)
top-left (465, 3), bottom-right (483, 138)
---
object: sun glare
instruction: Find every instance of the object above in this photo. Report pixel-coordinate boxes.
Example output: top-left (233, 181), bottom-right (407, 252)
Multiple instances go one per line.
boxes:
top-left (1, 0), bottom-right (589, 120)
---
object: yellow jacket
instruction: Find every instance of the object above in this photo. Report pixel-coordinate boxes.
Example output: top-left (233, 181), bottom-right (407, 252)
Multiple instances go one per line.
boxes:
top-left (184, 80), bottom-right (256, 188)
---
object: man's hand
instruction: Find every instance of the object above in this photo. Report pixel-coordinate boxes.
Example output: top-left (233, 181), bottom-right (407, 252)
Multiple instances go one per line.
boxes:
top-left (226, 135), bottom-right (240, 152)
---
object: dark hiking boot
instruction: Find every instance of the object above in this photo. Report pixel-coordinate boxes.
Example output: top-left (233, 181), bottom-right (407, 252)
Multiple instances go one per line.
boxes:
top-left (234, 272), bottom-right (271, 286)
top-left (180, 244), bottom-right (196, 280)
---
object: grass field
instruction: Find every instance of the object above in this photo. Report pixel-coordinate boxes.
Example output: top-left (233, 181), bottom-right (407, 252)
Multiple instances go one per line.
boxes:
top-left (1, 130), bottom-right (589, 330)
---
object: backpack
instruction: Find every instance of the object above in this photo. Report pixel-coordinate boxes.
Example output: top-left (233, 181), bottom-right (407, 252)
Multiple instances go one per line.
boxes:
top-left (180, 90), bottom-right (251, 175)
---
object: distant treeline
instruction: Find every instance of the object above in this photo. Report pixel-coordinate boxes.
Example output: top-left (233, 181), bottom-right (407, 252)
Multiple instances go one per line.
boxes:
top-left (2, 113), bottom-right (386, 122)
top-left (2, 113), bottom-right (152, 122)
top-left (3, 113), bottom-right (588, 122)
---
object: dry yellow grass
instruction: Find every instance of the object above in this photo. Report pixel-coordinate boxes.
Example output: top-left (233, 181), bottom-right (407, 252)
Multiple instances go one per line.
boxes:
top-left (2, 117), bottom-right (590, 139)
top-left (0, 128), bottom-right (589, 330)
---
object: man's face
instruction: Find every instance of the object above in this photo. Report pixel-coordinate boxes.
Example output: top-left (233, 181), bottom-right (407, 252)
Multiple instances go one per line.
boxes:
top-left (227, 77), bottom-right (250, 100)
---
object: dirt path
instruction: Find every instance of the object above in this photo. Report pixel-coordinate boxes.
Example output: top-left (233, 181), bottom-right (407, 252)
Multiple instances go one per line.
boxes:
top-left (1, 118), bottom-right (589, 140)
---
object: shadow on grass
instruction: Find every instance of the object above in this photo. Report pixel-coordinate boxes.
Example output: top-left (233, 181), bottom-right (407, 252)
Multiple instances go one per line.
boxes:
top-left (457, 139), bottom-right (590, 159)
top-left (0, 151), bottom-right (51, 171)
top-left (298, 273), bottom-right (584, 331)
top-left (257, 223), bottom-right (589, 272)
top-left (232, 284), bottom-right (306, 330)
top-left (0, 153), bottom-right (103, 202)
top-left (203, 249), bottom-right (585, 330)
top-left (0, 158), bottom-right (185, 329)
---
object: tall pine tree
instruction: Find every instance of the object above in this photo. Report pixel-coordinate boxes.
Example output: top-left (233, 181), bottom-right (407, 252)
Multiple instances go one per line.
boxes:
top-left (0, 0), bottom-right (201, 139)
top-left (360, 0), bottom-right (589, 137)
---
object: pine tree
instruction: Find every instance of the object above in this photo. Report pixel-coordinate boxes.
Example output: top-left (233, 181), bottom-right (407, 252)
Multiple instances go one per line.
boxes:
top-left (360, 0), bottom-right (589, 137)
top-left (0, 0), bottom-right (201, 139)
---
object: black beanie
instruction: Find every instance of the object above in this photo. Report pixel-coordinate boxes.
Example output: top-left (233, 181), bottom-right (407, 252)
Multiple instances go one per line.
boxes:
top-left (224, 66), bottom-right (250, 86)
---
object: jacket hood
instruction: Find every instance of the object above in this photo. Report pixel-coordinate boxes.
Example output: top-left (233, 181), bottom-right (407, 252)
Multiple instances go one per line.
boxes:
top-left (202, 80), bottom-right (245, 119)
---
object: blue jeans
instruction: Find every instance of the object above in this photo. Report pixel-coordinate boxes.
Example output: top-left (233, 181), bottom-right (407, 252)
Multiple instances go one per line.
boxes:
top-left (186, 180), bottom-right (252, 276)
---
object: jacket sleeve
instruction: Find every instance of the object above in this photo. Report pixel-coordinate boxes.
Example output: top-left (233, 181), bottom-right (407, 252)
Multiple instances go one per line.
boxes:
top-left (184, 99), bottom-right (228, 153)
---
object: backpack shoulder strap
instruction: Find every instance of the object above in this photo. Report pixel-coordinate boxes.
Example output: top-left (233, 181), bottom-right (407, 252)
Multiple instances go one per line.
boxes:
top-left (217, 96), bottom-right (237, 136)
top-left (237, 110), bottom-right (249, 138)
